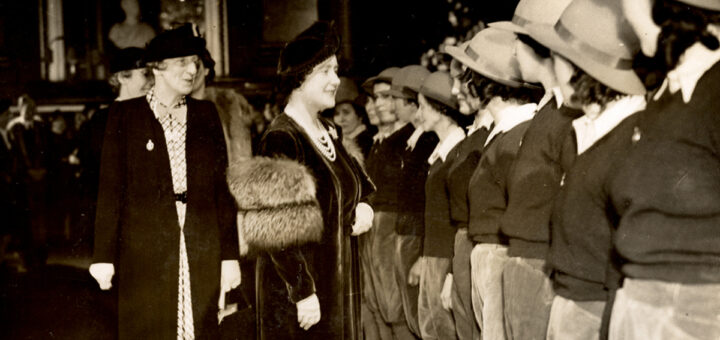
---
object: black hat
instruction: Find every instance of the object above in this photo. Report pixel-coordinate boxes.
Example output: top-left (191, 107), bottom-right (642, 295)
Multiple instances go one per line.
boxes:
top-left (144, 24), bottom-right (206, 63)
top-left (277, 21), bottom-right (340, 77)
top-left (110, 47), bottom-right (146, 74)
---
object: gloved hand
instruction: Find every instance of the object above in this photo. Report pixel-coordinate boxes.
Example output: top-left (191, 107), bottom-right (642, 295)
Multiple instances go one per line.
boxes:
top-left (89, 262), bottom-right (114, 290)
top-left (441, 273), bottom-right (453, 311)
top-left (296, 293), bottom-right (321, 330)
top-left (408, 256), bottom-right (425, 286)
top-left (218, 260), bottom-right (241, 312)
top-left (351, 203), bottom-right (374, 236)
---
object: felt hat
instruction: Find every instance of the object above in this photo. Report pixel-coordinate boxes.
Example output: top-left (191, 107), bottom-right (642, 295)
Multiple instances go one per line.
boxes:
top-left (675, 0), bottom-right (720, 11)
top-left (361, 67), bottom-right (401, 94)
top-left (110, 47), bottom-right (146, 73)
top-left (335, 77), bottom-right (360, 104)
top-left (527, 0), bottom-right (645, 95)
top-left (385, 65), bottom-right (431, 99)
top-left (489, 0), bottom-right (573, 35)
top-left (419, 71), bottom-right (458, 110)
top-left (445, 27), bottom-right (525, 88)
top-left (277, 21), bottom-right (340, 77)
top-left (144, 24), bottom-right (205, 63)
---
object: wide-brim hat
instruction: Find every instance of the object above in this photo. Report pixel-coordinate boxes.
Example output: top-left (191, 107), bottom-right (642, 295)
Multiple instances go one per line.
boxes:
top-left (278, 21), bottom-right (340, 77)
top-left (361, 67), bottom-right (401, 94)
top-left (420, 71), bottom-right (458, 110)
top-left (384, 65), bottom-right (431, 99)
top-left (444, 27), bottom-right (525, 88)
top-left (145, 24), bottom-right (205, 63)
top-left (527, 0), bottom-right (646, 95)
top-left (488, 0), bottom-right (573, 35)
top-left (676, 0), bottom-right (720, 11)
top-left (335, 77), bottom-right (360, 104)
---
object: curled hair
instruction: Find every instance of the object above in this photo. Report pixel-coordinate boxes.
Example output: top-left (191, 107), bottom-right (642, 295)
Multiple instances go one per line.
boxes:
top-left (470, 72), bottom-right (542, 106)
top-left (108, 70), bottom-right (134, 95)
top-left (569, 67), bottom-right (623, 108)
top-left (424, 95), bottom-right (474, 128)
top-left (651, 1), bottom-right (720, 73)
top-left (274, 67), bottom-right (314, 109)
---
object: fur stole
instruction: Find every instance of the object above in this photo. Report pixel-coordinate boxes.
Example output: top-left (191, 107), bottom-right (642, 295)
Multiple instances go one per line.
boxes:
top-left (227, 157), bottom-right (323, 254)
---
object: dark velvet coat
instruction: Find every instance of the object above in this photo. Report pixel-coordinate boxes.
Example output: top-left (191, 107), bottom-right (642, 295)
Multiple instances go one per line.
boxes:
top-left (93, 96), bottom-right (239, 339)
top-left (256, 113), bottom-right (375, 340)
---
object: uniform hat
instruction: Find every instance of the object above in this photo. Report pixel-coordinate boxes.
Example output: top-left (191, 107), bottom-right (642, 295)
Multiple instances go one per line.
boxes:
top-left (110, 47), bottom-right (146, 73)
top-left (361, 67), bottom-right (401, 94)
top-left (445, 27), bottom-right (525, 88)
top-left (335, 77), bottom-right (360, 104)
top-left (527, 0), bottom-right (646, 94)
top-left (489, 0), bottom-right (573, 35)
top-left (419, 71), bottom-right (458, 110)
top-left (384, 65), bottom-right (431, 99)
top-left (144, 24), bottom-right (205, 63)
top-left (277, 21), bottom-right (340, 77)
top-left (675, 0), bottom-right (720, 11)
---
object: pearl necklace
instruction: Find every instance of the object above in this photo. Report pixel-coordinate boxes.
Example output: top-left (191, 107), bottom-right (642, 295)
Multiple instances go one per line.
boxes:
top-left (311, 126), bottom-right (336, 161)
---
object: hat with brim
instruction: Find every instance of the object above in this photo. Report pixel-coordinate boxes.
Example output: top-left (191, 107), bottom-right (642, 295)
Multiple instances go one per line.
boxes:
top-left (145, 24), bottom-right (205, 63)
top-left (676, 0), bottom-right (720, 11)
top-left (488, 0), bottom-right (574, 35)
top-left (336, 77), bottom-right (360, 104)
top-left (445, 28), bottom-right (525, 88)
top-left (420, 71), bottom-right (458, 110)
top-left (527, 0), bottom-right (645, 95)
top-left (110, 47), bottom-right (146, 73)
top-left (383, 65), bottom-right (430, 99)
top-left (361, 67), bottom-right (401, 94)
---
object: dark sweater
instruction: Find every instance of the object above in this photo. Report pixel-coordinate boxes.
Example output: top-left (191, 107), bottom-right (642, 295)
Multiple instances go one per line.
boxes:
top-left (549, 113), bottom-right (638, 301)
top-left (448, 127), bottom-right (491, 229)
top-left (501, 105), bottom-right (583, 259)
top-left (468, 121), bottom-right (531, 244)
top-left (423, 140), bottom-right (466, 258)
top-left (609, 62), bottom-right (720, 284)
top-left (366, 123), bottom-right (415, 211)
top-left (396, 131), bottom-right (439, 235)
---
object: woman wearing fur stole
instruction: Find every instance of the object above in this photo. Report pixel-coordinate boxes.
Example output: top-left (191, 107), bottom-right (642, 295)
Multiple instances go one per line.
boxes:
top-left (227, 21), bottom-right (375, 339)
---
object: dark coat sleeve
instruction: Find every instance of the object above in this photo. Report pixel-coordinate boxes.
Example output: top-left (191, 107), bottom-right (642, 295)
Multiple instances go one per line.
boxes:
top-left (205, 101), bottom-right (240, 261)
top-left (258, 129), bottom-right (316, 302)
top-left (93, 102), bottom-right (126, 263)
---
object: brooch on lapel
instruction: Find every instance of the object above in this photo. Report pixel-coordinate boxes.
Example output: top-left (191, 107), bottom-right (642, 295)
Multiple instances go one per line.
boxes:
top-left (146, 139), bottom-right (154, 151)
top-left (328, 127), bottom-right (338, 140)
top-left (631, 126), bottom-right (642, 144)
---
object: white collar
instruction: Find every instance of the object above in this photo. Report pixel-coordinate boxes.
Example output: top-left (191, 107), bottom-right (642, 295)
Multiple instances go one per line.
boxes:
top-left (467, 110), bottom-right (494, 135)
top-left (654, 34), bottom-right (720, 103)
top-left (484, 103), bottom-right (537, 147)
top-left (572, 95), bottom-right (646, 155)
top-left (428, 125), bottom-right (466, 164)
top-left (406, 125), bottom-right (425, 150)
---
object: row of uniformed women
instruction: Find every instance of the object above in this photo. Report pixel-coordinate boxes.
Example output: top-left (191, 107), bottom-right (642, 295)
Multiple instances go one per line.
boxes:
top-left (355, 0), bottom-right (720, 340)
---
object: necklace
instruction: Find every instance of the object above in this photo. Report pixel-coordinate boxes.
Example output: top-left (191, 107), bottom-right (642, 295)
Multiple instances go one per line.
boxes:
top-left (311, 126), bottom-right (336, 161)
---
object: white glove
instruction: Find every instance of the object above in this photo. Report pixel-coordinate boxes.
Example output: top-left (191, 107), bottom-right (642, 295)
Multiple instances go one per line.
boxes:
top-left (296, 293), bottom-right (321, 330)
top-left (218, 260), bottom-right (241, 313)
top-left (351, 202), bottom-right (374, 236)
top-left (89, 263), bottom-right (114, 290)
top-left (441, 273), bottom-right (453, 311)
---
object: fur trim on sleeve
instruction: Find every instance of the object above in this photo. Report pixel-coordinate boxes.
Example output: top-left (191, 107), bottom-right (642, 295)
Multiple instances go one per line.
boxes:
top-left (227, 157), bottom-right (323, 251)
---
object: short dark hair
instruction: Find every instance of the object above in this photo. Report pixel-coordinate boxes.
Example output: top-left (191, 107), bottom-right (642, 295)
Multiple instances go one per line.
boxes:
top-left (471, 72), bottom-right (542, 106)
top-left (569, 67), bottom-right (623, 108)
top-left (646, 1), bottom-right (720, 76)
top-left (274, 62), bottom-right (318, 109)
top-left (424, 94), bottom-right (473, 128)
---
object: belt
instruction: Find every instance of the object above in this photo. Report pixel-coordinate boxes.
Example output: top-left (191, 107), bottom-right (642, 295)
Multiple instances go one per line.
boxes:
top-left (174, 191), bottom-right (188, 203)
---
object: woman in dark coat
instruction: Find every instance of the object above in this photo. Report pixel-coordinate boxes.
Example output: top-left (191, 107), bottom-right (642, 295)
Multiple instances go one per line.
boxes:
top-left (91, 27), bottom-right (240, 339)
top-left (229, 21), bottom-right (375, 340)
